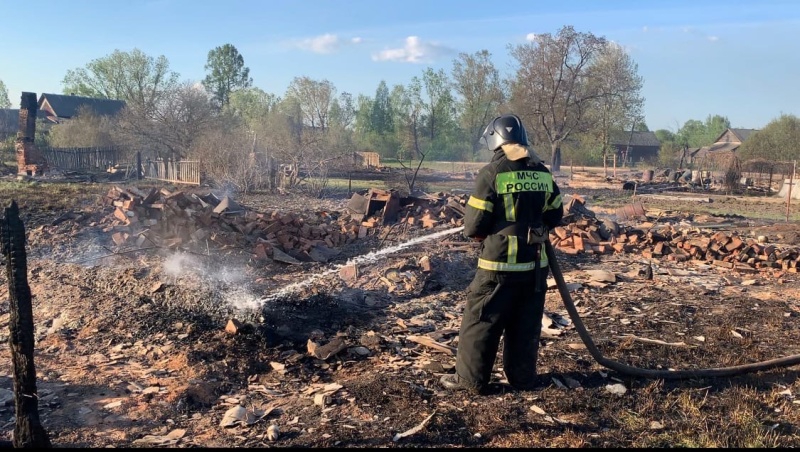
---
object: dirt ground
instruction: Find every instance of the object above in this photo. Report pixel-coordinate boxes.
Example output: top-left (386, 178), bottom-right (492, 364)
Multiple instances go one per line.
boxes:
top-left (2, 168), bottom-right (800, 448)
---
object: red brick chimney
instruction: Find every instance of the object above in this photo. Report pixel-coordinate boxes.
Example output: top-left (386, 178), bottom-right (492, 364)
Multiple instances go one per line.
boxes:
top-left (15, 92), bottom-right (47, 176)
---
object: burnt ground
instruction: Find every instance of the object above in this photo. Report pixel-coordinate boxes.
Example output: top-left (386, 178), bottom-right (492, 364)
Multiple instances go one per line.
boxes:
top-left (1, 169), bottom-right (800, 448)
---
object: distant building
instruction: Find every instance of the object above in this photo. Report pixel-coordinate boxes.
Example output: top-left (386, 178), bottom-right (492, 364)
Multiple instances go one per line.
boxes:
top-left (608, 130), bottom-right (661, 164)
top-left (37, 93), bottom-right (126, 123)
top-left (354, 151), bottom-right (381, 168)
top-left (690, 128), bottom-right (758, 169)
top-left (0, 108), bottom-right (51, 140)
top-left (0, 109), bottom-right (20, 140)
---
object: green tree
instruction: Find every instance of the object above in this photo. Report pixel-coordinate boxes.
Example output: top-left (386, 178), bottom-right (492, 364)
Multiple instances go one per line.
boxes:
top-left (370, 81), bottom-right (393, 135)
top-left (333, 92), bottom-right (355, 129)
top-left (451, 50), bottom-right (505, 160)
top-left (203, 44), bottom-right (253, 109)
top-left (420, 67), bottom-right (454, 144)
top-left (675, 119), bottom-right (703, 147)
top-left (62, 49), bottom-right (179, 114)
top-left (654, 129), bottom-right (675, 143)
top-left (654, 129), bottom-right (683, 167)
top-left (586, 41), bottom-right (644, 172)
top-left (351, 84), bottom-right (396, 156)
top-left (676, 115), bottom-right (730, 147)
top-left (327, 93), bottom-right (358, 165)
top-left (353, 94), bottom-right (374, 145)
top-left (225, 87), bottom-right (278, 130)
top-left (0, 79), bottom-right (10, 108)
top-left (285, 76), bottom-right (336, 131)
top-left (701, 114), bottom-right (730, 144)
top-left (391, 81), bottom-right (425, 160)
top-left (738, 114), bottom-right (800, 164)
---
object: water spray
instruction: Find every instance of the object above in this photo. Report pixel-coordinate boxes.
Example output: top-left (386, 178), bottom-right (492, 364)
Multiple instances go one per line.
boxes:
top-left (257, 226), bottom-right (466, 305)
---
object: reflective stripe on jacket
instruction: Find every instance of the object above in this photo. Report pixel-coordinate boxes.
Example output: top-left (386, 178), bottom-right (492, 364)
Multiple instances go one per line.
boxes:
top-left (464, 148), bottom-right (563, 272)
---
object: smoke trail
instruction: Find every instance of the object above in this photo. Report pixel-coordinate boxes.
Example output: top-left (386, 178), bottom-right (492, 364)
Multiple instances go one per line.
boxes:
top-left (257, 226), bottom-right (465, 304)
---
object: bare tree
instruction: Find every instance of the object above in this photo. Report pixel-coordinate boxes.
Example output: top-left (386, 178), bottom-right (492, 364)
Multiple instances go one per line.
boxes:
top-left (451, 50), bottom-right (505, 160)
top-left (508, 26), bottom-right (611, 172)
top-left (190, 116), bottom-right (264, 193)
top-left (257, 98), bottom-right (325, 193)
top-left (46, 106), bottom-right (120, 149)
top-left (118, 81), bottom-right (216, 160)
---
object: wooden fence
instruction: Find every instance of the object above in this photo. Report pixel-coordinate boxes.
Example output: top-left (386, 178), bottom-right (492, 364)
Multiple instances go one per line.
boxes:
top-left (42, 147), bottom-right (121, 171)
top-left (142, 158), bottom-right (201, 185)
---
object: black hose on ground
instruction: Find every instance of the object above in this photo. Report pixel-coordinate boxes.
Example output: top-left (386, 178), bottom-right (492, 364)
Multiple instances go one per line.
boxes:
top-left (546, 240), bottom-right (800, 379)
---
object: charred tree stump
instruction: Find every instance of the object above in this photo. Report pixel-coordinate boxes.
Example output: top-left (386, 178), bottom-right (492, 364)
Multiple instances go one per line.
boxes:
top-left (1, 201), bottom-right (52, 448)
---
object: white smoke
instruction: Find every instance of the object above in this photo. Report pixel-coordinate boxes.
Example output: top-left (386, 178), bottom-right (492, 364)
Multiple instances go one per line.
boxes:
top-left (163, 251), bottom-right (260, 311)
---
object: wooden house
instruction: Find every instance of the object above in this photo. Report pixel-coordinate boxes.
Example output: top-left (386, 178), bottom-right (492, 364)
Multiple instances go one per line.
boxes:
top-left (609, 130), bottom-right (661, 165)
top-left (37, 93), bottom-right (126, 123)
top-left (690, 128), bottom-right (758, 169)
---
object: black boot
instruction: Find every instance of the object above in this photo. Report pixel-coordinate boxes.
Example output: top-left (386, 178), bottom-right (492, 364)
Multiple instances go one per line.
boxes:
top-left (439, 374), bottom-right (465, 391)
top-left (439, 374), bottom-right (484, 394)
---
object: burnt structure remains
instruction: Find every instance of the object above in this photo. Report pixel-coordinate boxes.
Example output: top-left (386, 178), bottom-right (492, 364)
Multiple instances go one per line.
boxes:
top-left (15, 92), bottom-right (47, 176)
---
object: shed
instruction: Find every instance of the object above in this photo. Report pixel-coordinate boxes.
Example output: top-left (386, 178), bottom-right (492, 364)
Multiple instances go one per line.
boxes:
top-left (608, 130), bottom-right (661, 164)
top-left (354, 151), bottom-right (381, 168)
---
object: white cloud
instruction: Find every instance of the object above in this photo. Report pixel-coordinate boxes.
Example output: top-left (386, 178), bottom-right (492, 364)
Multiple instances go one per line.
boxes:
top-left (525, 33), bottom-right (537, 41)
top-left (371, 36), bottom-right (454, 63)
top-left (708, 35), bottom-right (719, 42)
top-left (294, 33), bottom-right (363, 54)
top-left (642, 26), bottom-right (648, 32)
top-left (297, 33), bottom-right (339, 53)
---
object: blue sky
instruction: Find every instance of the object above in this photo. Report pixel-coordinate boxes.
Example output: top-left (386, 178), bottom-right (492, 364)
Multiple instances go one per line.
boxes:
top-left (1, 0), bottom-right (798, 131)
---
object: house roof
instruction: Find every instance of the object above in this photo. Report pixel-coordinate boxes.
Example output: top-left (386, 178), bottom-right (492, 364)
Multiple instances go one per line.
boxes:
top-left (38, 93), bottom-right (126, 119)
top-left (608, 130), bottom-right (661, 147)
top-left (729, 128), bottom-right (757, 142)
top-left (710, 127), bottom-right (758, 144)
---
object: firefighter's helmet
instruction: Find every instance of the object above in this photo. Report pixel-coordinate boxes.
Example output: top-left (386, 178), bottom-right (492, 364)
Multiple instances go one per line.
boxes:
top-left (479, 114), bottom-right (529, 152)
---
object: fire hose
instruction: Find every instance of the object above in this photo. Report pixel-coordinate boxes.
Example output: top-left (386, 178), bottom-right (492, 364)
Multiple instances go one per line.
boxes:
top-left (544, 240), bottom-right (800, 379)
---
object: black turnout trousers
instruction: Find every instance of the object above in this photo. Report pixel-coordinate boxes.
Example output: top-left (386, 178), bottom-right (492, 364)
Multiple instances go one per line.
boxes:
top-left (454, 266), bottom-right (550, 391)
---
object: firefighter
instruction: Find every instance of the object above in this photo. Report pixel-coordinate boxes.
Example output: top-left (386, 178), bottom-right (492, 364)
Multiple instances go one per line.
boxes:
top-left (440, 114), bottom-right (564, 394)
